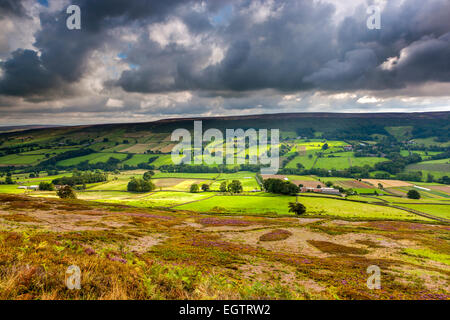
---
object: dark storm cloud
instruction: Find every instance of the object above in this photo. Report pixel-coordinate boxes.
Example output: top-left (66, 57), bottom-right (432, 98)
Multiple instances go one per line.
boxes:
top-left (0, 49), bottom-right (59, 96)
top-left (114, 0), bottom-right (450, 94)
top-left (0, 0), bottom-right (190, 98)
top-left (0, 0), bottom-right (450, 102)
top-left (116, 0), bottom-right (337, 93)
top-left (390, 32), bottom-right (450, 83)
top-left (0, 0), bottom-right (28, 18)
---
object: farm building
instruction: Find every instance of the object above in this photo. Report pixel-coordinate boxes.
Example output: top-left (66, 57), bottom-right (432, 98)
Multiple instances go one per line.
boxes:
top-left (17, 185), bottom-right (39, 190)
top-left (343, 145), bottom-right (353, 151)
top-left (299, 187), bottom-right (342, 196)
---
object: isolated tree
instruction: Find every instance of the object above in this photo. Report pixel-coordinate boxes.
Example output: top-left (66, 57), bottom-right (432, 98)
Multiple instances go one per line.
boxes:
top-left (201, 184), bottom-right (210, 192)
top-left (227, 180), bottom-right (243, 193)
top-left (407, 189), bottom-right (421, 199)
top-left (325, 181), bottom-right (333, 187)
top-left (321, 143), bottom-right (329, 150)
top-left (288, 202), bottom-right (306, 216)
top-left (57, 186), bottom-right (77, 199)
top-left (190, 184), bottom-right (199, 193)
top-left (378, 183), bottom-right (384, 189)
top-left (317, 185), bottom-right (322, 189)
top-left (219, 181), bottom-right (228, 192)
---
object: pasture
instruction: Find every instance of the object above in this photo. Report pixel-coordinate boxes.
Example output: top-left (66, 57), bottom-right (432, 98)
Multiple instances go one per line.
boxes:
top-left (177, 194), bottom-right (431, 221)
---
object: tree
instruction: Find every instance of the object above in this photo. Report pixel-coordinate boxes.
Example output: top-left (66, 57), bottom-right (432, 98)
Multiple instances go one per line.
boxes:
top-left (321, 143), bottom-right (329, 150)
top-left (143, 170), bottom-right (155, 181)
top-left (227, 180), bottom-right (243, 193)
top-left (317, 185), bottom-right (322, 188)
top-left (219, 181), bottom-right (227, 192)
top-left (39, 182), bottom-right (55, 191)
top-left (407, 189), bottom-right (421, 199)
top-left (127, 178), bottom-right (155, 192)
top-left (325, 181), bottom-right (333, 187)
top-left (378, 183), bottom-right (384, 189)
top-left (263, 178), bottom-right (299, 195)
top-left (5, 172), bottom-right (13, 185)
top-left (190, 184), bottom-right (199, 193)
top-left (201, 184), bottom-right (210, 192)
top-left (288, 202), bottom-right (306, 216)
top-left (57, 186), bottom-right (77, 199)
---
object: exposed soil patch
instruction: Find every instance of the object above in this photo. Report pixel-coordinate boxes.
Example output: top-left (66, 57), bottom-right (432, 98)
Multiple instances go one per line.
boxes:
top-left (292, 180), bottom-right (324, 188)
top-left (128, 234), bottom-right (166, 254)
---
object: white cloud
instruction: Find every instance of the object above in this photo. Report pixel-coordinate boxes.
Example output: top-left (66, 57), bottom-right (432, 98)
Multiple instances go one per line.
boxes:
top-left (357, 96), bottom-right (381, 104)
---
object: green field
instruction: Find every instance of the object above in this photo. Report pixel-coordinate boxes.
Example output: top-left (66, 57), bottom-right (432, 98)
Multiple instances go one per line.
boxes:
top-left (57, 153), bottom-right (129, 166)
top-left (177, 194), bottom-right (431, 220)
top-left (151, 155), bottom-right (174, 167)
top-left (315, 156), bottom-right (350, 170)
top-left (152, 172), bottom-right (219, 179)
top-left (95, 191), bottom-right (211, 208)
top-left (398, 204), bottom-right (450, 219)
top-left (0, 154), bottom-right (46, 165)
top-left (285, 154), bottom-right (316, 169)
top-left (122, 154), bottom-right (158, 166)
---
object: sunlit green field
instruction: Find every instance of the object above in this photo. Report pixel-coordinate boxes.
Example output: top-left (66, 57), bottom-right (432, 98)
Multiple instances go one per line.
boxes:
top-left (177, 194), bottom-right (431, 220)
top-left (57, 153), bottom-right (128, 166)
top-left (122, 154), bottom-right (158, 166)
top-left (397, 204), bottom-right (450, 219)
top-left (0, 154), bottom-right (46, 165)
top-left (95, 191), bottom-right (211, 207)
top-left (152, 172), bottom-right (219, 179)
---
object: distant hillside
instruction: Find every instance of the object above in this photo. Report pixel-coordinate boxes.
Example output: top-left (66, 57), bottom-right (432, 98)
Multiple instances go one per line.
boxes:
top-left (0, 125), bottom-right (62, 134)
top-left (0, 112), bottom-right (448, 144)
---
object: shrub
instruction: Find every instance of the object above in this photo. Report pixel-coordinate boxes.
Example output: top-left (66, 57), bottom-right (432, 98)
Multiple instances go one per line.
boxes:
top-left (219, 181), bottom-right (227, 192)
top-left (5, 172), bottom-right (13, 185)
top-left (57, 186), bottom-right (77, 199)
top-left (143, 170), bottom-right (155, 181)
top-left (39, 182), bottom-right (55, 191)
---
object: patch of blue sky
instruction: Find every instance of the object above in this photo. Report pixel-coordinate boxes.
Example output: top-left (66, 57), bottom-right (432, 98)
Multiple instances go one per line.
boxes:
top-left (211, 4), bottom-right (233, 26)
top-left (37, 0), bottom-right (49, 7)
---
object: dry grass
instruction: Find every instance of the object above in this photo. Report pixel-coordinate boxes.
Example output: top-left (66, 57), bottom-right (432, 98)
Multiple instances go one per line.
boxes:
top-left (307, 240), bottom-right (369, 255)
top-left (0, 194), bottom-right (448, 300)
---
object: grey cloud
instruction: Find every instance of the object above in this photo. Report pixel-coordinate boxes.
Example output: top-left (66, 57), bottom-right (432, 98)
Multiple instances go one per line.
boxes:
top-left (0, 0), bottom-right (449, 116)
top-left (304, 49), bottom-right (378, 90)
top-left (0, 0), bottom-right (190, 98)
top-left (0, 0), bottom-right (28, 18)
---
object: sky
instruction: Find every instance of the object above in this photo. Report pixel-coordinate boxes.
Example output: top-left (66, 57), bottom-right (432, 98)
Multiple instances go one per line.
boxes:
top-left (0, 0), bottom-right (449, 125)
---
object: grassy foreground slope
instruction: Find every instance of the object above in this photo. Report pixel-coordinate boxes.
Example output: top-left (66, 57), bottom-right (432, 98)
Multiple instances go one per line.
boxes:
top-left (0, 193), bottom-right (448, 300)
